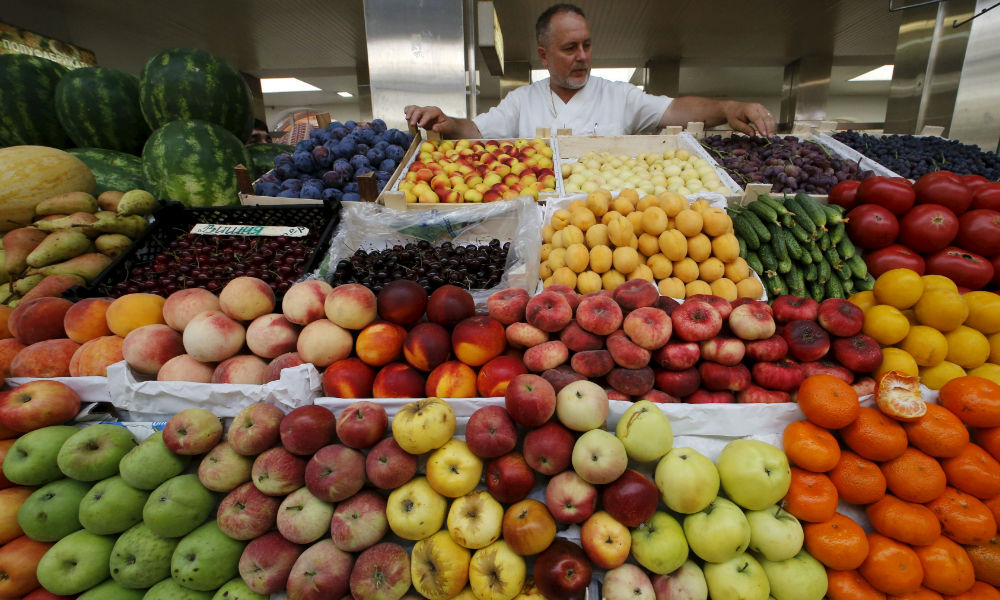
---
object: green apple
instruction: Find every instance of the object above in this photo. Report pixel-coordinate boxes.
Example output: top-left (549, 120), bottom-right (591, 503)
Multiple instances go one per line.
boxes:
top-left (17, 478), bottom-right (90, 541)
top-left (716, 440), bottom-right (791, 511)
top-left (615, 400), bottom-right (673, 462)
top-left (78, 578), bottom-right (147, 600)
top-left (1, 425), bottom-right (78, 485)
top-left (79, 475), bottom-right (149, 535)
top-left (171, 521), bottom-right (247, 591)
top-left (146, 578), bottom-right (215, 600)
top-left (110, 522), bottom-right (180, 589)
top-left (630, 511), bottom-right (688, 575)
top-left (119, 431), bottom-right (191, 491)
top-left (36, 528), bottom-right (116, 595)
top-left (57, 424), bottom-right (137, 482)
top-left (703, 553), bottom-right (770, 600)
top-left (143, 474), bottom-right (216, 538)
top-left (683, 496), bottom-right (751, 564)
top-left (758, 549), bottom-right (826, 600)
top-left (745, 505), bottom-right (804, 562)
top-left (212, 578), bottom-right (267, 600)
top-left (654, 447), bottom-right (719, 514)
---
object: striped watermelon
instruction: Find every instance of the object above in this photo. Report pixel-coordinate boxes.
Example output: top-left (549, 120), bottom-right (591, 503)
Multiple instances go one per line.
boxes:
top-left (0, 55), bottom-right (70, 148)
top-left (139, 48), bottom-right (253, 141)
top-left (56, 68), bottom-right (150, 155)
top-left (247, 143), bottom-right (294, 177)
top-left (142, 120), bottom-right (249, 207)
top-left (67, 148), bottom-right (149, 195)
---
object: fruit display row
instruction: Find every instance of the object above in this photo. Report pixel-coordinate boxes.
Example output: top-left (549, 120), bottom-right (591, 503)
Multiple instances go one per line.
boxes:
top-left (560, 147), bottom-right (735, 196)
top-left (393, 138), bottom-right (557, 204)
top-left (542, 189), bottom-right (764, 300)
top-left (830, 171), bottom-right (1000, 291)
top-left (833, 130), bottom-right (1000, 181)
top-left (729, 193), bottom-right (871, 300)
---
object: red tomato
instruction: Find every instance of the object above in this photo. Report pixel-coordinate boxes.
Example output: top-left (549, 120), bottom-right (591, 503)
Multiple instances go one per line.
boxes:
top-left (898, 204), bottom-right (958, 253)
top-left (863, 244), bottom-right (926, 278)
top-left (829, 180), bottom-right (861, 211)
top-left (914, 171), bottom-right (973, 215)
top-left (973, 183), bottom-right (1000, 211)
top-left (955, 209), bottom-right (1000, 257)
top-left (925, 246), bottom-right (995, 290)
top-left (960, 174), bottom-right (991, 190)
top-left (857, 176), bottom-right (916, 215)
top-left (846, 204), bottom-right (900, 250)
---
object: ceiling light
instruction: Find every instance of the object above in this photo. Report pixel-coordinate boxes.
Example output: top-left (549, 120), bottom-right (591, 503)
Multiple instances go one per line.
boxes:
top-left (337, 91), bottom-right (354, 98)
top-left (530, 67), bottom-right (636, 83)
top-left (849, 65), bottom-right (894, 82)
top-left (260, 78), bottom-right (321, 93)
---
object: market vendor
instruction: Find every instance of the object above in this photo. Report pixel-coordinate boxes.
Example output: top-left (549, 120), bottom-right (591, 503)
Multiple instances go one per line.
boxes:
top-left (405, 3), bottom-right (776, 139)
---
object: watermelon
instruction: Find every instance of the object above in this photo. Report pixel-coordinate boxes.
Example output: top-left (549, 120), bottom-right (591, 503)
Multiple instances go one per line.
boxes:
top-left (67, 148), bottom-right (149, 195)
top-left (142, 120), bottom-right (249, 207)
top-left (247, 143), bottom-right (294, 178)
top-left (0, 55), bottom-right (70, 148)
top-left (139, 48), bottom-right (253, 141)
top-left (55, 68), bottom-right (151, 155)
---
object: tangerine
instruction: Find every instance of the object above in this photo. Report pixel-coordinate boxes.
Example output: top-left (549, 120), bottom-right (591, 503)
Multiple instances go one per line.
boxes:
top-left (859, 533), bottom-right (925, 595)
top-left (881, 447), bottom-right (948, 504)
top-left (783, 467), bottom-right (839, 523)
top-left (940, 376), bottom-right (1000, 428)
top-left (965, 537), bottom-right (1000, 587)
top-left (926, 486), bottom-right (998, 545)
top-left (940, 443), bottom-right (1000, 500)
top-left (902, 403), bottom-right (970, 458)
top-left (866, 494), bottom-right (941, 546)
top-left (797, 374), bottom-right (861, 429)
top-left (803, 512), bottom-right (869, 571)
top-left (826, 568), bottom-right (889, 600)
top-left (842, 407), bottom-right (909, 462)
top-left (782, 420), bottom-right (842, 472)
top-left (913, 536), bottom-right (975, 596)
top-left (829, 451), bottom-right (887, 505)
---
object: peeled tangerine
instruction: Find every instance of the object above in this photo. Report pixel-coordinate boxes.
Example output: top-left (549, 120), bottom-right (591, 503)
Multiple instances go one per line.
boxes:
top-left (914, 289), bottom-right (968, 332)
top-left (944, 326), bottom-right (990, 369)
top-left (920, 361), bottom-right (966, 390)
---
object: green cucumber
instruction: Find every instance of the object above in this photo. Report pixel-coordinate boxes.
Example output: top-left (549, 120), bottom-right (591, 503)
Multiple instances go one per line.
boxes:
top-left (841, 277), bottom-right (855, 293)
top-left (817, 232), bottom-right (831, 251)
top-left (836, 237), bottom-right (856, 259)
top-left (759, 244), bottom-right (779, 273)
top-left (794, 194), bottom-right (828, 229)
top-left (854, 275), bottom-right (875, 291)
top-left (757, 194), bottom-right (790, 215)
top-left (746, 252), bottom-right (764, 276)
top-left (766, 223), bottom-right (789, 263)
top-left (825, 277), bottom-right (844, 299)
top-left (741, 211), bottom-right (772, 243)
top-left (847, 254), bottom-right (868, 280)
top-left (804, 262), bottom-right (818, 282)
top-left (748, 201), bottom-right (779, 224)
top-left (810, 245), bottom-right (824, 264)
top-left (822, 203), bottom-right (846, 225)
top-left (784, 196), bottom-right (817, 234)
top-left (809, 281), bottom-right (825, 302)
top-left (783, 230), bottom-right (804, 261)
top-left (732, 214), bottom-right (761, 251)
top-left (818, 258), bottom-right (832, 283)
top-left (827, 246), bottom-right (842, 268)
top-left (829, 222), bottom-right (846, 245)
top-left (763, 270), bottom-right (787, 297)
top-left (786, 265), bottom-right (806, 296)
top-left (789, 223), bottom-right (811, 243)
top-left (738, 235), bottom-right (747, 258)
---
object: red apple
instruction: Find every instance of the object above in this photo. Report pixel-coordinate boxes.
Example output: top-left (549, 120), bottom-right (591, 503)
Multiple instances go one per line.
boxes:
top-left (523, 421), bottom-right (575, 475)
top-left (334, 401), bottom-right (387, 450)
top-left (365, 438), bottom-right (417, 490)
top-left (280, 405), bottom-right (337, 456)
top-left (484, 452), bottom-right (535, 503)
top-left (0, 380), bottom-right (81, 433)
top-left (304, 444), bottom-right (366, 503)
top-left (465, 405), bottom-right (518, 459)
top-left (504, 374), bottom-right (556, 427)
top-left (534, 539), bottom-right (593, 600)
top-left (600, 469), bottom-right (659, 527)
top-left (501, 499), bottom-right (557, 556)
top-left (228, 403), bottom-right (284, 456)
top-left (545, 471), bottom-right (597, 524)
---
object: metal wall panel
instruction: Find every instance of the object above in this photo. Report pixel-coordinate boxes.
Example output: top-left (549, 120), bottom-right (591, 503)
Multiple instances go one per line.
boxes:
top-left (923, 1), bottom-right (975, 131)
top-left (779, 55), bottom-right (833, 129)
top-left (885, 4), bottom-right (938, 134)
top-left (949, 0), bottom-right (1000, 151)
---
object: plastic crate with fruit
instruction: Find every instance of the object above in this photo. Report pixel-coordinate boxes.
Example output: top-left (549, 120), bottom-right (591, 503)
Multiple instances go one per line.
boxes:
top-left (70, 201), bottom-right (341, 301)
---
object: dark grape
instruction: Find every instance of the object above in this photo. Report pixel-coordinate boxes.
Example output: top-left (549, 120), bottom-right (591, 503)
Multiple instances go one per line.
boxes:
top-left (832, 131), bottom-right (999, 180)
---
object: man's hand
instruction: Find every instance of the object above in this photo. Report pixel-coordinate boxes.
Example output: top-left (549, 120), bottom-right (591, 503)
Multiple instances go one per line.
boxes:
top-left (404, 105), bottom-right (452, 132)
top-left (724, 102), bottom-right (776, 137)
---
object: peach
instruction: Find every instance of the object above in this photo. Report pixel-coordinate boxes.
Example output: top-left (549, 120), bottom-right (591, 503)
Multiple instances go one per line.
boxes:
top-left (605, 387), bottom-right (631, 402)
top-left (477, 355), bottom-right (528, 397)
top-left (263, 352), bottom-right (306, 383)
top-left (322, 358), bottom-right (376, 398)
top-left (606, 330), bottom-right (651, 369)
top-left (69, 335), bottom-right (124, 377)
top-left (8, 297), bottom-right (72, 345)
top-left (623, 307), bottom-right (673, 350)
top-left (355, 322), bottom-right (407, 367)
top-left (452, 316), bottom-right (506, 367)
top-left (542, 364), bottom-right (587, 392)
top-left (607, 366), bottom-right (655, 397)
top-left (523, 340), bottom-right (570, 372)
top-left (372, 362), bottom-right (426, 398)
top-left (570, 350), bottom-right (614, 378)
top-left (0, 339), bottom-right (26, 377)
top-left (182, 310), bottom-right (246, 363)
top-left (636, 389), bottom-right (680, 403)
top-left (377, 280), bottom-right (428, 326)
top-left (246, 314), bottom-right (300, 359)
top-left (425, 361), bottom-right (478, 398)
top-left (162, 288), bottom-right (221, 331)
top-left (62, 298), bottom-right (113, 343)
top-left (576, 295), bottom-right (623, 336)
top-left (560, 321), bottom-right (605, 352)
top-left (0, 306), bottom-right (11, 339)
top-left (122, 324), bottom-right (185, 375)
top-left (296, 319), bottom-right (353, 367)
top-left (506, 322), bottom-right (549, 349)
top-left (10, 338), bottom-right (79, 377)
top-left (219, 276), bottom-right (275, 321)
top-left (426, 285), bottom-right (475, 328)
top-left (402, 322), bottom-right (452, 371)
top-left (488, 289), bottom-right (530, 325)
top-left (545, 284), bottom-right (581, 312)
top-left (213, 355), bottom-right (268, 384)
top-left (526, 290), bottom-right (573, 333)
top-left (282, 280), bottom-right (333, 325)
top-left (325, 283), bottom-right (377, 330)
top-left (157, 354), bottom-right (216, 383)
top-left (613, 279), bottom-right (658, 312)
top-left (106, 293), bottom-right (166, 337)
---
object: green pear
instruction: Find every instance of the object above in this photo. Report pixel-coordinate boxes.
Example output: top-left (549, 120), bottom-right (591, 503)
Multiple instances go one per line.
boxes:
top-left (12, 273), bottom-right (45, 295)
top-left (35, 191), bottom-right (99, 216)
top-left (2, 227), bottom-right (48, 277)
top-left (34, 212), bottom-right (99, 233)
top-left (1, 425), bottom-right (79, 486)
top-left (98, 191), bottom-right (125, 212)
top-left (212, 578), bottom-right (267, 600)
top-left (36, 252), bottom-right (112, 283)
top-left (57, 424), bottom-right (137, 482)
top-left (26, 230), bottom-right (93, 267)
top-left (110, 522), bottom-right (180, 589)
top-left (145, 578), bottom-right (215, 600)
top-left (143, 474), bottom-right (216, 538)
top-left (170, 521), bottom-right (246, 591)
top-left (36, 529), bottom-right (116, 595)
top-left (78, 579), bottom-right (147, 600)
top-left (116, 190), bottom-right (156, 216)
top-left (88, 214), bottom-right (147, 238)
top-left (95, 234), bottom-right (133, 258)
top-left (119, 431), bottom-right (191, 490)
top-left (78, 475), bottom-right (149, 535)
top-left (17, 478), bottom-right (89, 541)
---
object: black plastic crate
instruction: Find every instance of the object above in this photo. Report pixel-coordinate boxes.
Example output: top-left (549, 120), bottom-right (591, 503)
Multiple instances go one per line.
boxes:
top-left (70, 200), bottom-right (341, 301)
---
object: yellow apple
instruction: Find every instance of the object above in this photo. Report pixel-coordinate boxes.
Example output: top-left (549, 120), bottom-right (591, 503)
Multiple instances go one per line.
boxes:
top-left (392, 398), bottom-right (456, 455)
top-left (447, 490), bottom-right (503, 550)
top-left (427, 440), bottom-right (483, 498)
top-left (412, 529), bottom-right (471, 600)
top-left (469, 540), bottom-right (526, 600)
top-left (386, 476), bottom-right (447, 541)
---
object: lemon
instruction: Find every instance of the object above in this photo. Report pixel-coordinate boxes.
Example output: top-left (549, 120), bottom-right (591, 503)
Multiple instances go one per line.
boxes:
top-left (963, 291), bottom-right (1000, 334)
top-left (991, 332), bottom-right (1000, 364)
top-left (849, 291), bottom-right (878, 312)
top-left (920, 274), bottom-right (959, 294)
top-left (944, 325), bottom-right (991, 369)
top-left (900, 325), bottom-right (949, 367)
top-left (914, 289), bottom-right (969, 332)
top-left (863, 305), bottom-right (911, 346)
top-left (968, 363), bottom-right (1000, 386)
top-left (919, 361), bottom-right (966, 390)
top-left (876, 348), bottom-right (920, 379)
top-left (873, 268), bottom-right (924, 309)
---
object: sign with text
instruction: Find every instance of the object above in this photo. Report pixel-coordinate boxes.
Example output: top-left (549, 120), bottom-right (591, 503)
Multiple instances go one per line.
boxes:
top-left (0, 22), bottom-right (97, 68)
top-left (190, 224), bottom-right (310, 237)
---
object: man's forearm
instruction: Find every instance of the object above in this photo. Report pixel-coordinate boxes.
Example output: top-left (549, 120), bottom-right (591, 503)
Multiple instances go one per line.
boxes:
top-left (659, 96), bottom-right (733, 128)
top-left (440, 117), bottom-right (483, 139)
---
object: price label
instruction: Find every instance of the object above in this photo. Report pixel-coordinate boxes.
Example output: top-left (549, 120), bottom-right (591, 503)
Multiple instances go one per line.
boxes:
top-left (189, 224), bottom-right (310, 237)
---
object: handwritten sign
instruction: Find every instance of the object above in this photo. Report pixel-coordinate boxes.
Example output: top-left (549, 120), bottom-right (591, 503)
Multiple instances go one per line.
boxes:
top-left (190, 224), bottom-right (309, 237)
top-left (0, 22), bottom-right (97, 68)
